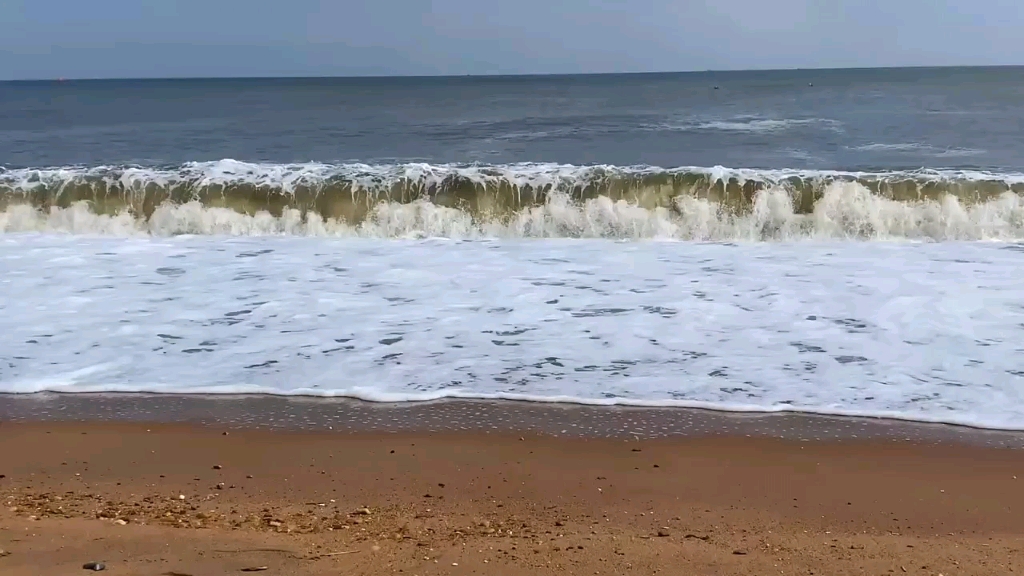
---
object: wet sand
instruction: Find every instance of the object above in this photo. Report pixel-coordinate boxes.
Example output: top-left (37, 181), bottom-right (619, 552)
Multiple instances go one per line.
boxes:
top-left (1, 396), bottom-right (1023, 575)
top-left (4, 393), bottom-right (1024, 446)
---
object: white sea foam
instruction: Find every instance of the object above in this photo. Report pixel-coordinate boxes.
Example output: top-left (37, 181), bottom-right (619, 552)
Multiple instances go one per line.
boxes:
top-left (636, 117), bottom-right (843, 134)
top-left (2, 183), bottom-right (1024, 240)
top-left (490, 117), bottom-right (841, 139)
top-left (1, 236), bottom-right (1023, 430)
top-left (692, 118), bottom-right (843, 133)
top-left (850, 143), bottom-right (986, 157)
top-left (3, 161), bottom-right (1024, 241)
top-left (5, 160), bottom-right (1024, 196)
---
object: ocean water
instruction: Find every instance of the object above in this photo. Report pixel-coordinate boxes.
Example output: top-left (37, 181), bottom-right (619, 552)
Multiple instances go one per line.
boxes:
top-left (2, 68), bottom-right (1024, 429)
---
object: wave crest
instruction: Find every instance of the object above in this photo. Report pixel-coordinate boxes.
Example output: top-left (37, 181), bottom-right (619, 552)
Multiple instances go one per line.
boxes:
top-left (2, 160), bottom-right (1024, 240)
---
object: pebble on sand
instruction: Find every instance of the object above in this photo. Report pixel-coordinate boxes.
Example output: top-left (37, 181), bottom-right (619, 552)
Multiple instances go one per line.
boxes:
top-left (82, 562), bottom-right (106, 571)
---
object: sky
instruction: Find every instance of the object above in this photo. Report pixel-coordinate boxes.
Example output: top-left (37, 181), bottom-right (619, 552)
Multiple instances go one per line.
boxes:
top-left (0, 0), bottom-right (1021, 80)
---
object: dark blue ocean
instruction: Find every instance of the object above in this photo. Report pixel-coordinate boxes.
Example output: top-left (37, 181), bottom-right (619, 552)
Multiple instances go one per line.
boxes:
top-left (2, 67), bottom-right (1024, 169)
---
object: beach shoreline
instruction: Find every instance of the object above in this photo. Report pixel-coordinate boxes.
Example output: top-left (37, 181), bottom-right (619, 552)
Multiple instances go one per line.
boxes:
top-left (3, 392), bottom-right (1024, 446)
top-left (6, 64), bottom-right (1024, 576)
top-left (2, 399), bottom-right (1023, 574)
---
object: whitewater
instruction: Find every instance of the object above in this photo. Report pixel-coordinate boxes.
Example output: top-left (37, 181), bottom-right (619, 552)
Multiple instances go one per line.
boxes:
top-left (1, 233), bottom-right (1023, 430)
top-left (3, 161), bottom-right (1024, 240)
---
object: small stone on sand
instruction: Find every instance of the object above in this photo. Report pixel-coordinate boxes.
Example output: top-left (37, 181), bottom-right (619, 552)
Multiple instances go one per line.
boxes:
top-left (213, 465), bottom-right (222, 470)
top-left (82, 562), bottom-right (106, 571)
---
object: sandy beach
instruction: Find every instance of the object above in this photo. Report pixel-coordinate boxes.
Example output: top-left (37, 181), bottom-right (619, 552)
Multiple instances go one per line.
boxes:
top-left (1, 399), bottom-right (1022, 575)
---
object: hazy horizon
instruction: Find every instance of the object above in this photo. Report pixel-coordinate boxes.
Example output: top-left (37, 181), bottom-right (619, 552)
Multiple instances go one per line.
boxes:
top-left (2, 0), bottom-right (1022, 81)
top-left (2, 64), bottom-right (1021, 83)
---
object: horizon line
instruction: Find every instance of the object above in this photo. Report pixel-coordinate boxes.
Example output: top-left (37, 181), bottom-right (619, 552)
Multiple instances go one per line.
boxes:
top-left (2, 63), bottom-right (1020, 83)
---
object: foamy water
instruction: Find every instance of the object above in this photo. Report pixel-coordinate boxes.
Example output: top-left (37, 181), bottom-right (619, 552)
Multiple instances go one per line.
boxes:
top-left (3, 161), bottom-right (1024, 240)
top-left (2, 235), bottom-right (1023, 430)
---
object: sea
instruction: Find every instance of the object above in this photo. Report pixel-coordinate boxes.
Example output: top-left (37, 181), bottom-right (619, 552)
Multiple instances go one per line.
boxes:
top-left (2, 67), bottom-right (1024, 430)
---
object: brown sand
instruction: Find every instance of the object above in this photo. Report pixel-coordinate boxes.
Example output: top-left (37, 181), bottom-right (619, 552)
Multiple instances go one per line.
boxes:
top-left (1, 420), bottom-right (1023, 575)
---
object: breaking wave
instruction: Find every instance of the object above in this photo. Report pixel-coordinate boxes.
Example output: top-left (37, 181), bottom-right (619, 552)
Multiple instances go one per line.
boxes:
top-left (2, 160), bottom-right (1024, 240)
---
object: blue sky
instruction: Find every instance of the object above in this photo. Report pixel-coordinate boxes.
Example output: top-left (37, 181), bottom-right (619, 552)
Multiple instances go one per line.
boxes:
top-left (1, 0), bottom-right (1021, 79)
